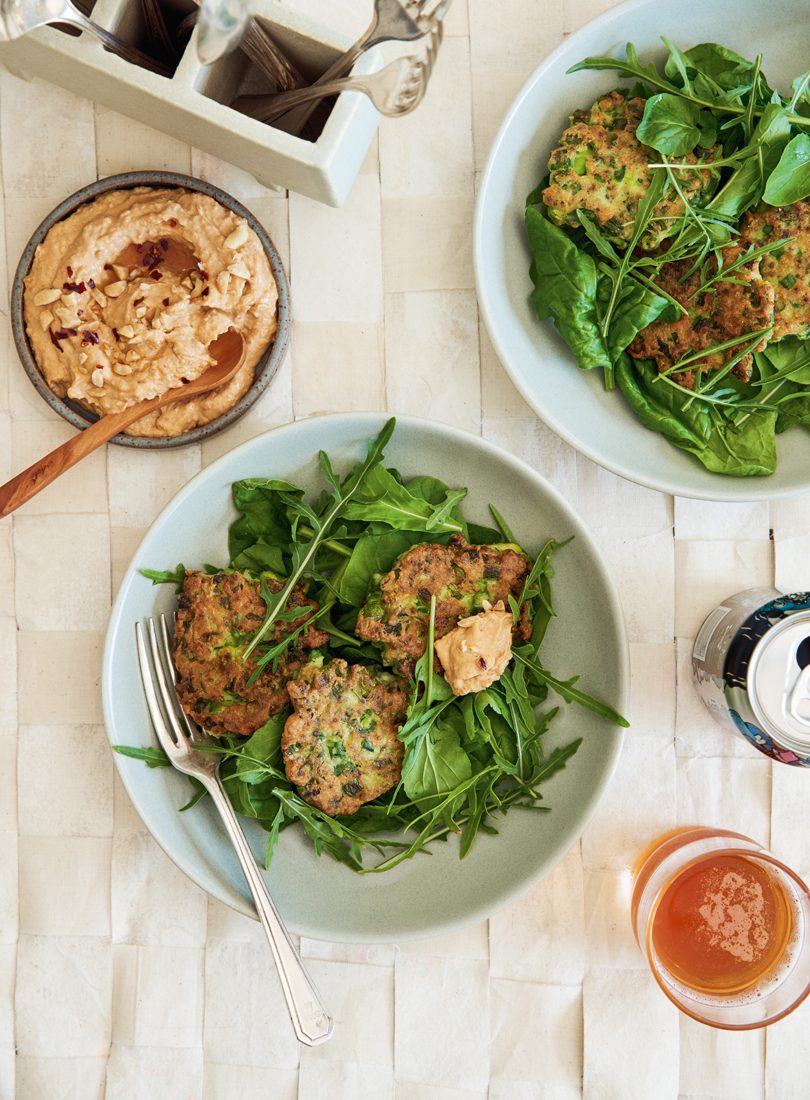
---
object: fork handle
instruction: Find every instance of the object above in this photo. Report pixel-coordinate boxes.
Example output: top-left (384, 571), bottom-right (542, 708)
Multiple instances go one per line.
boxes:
top-left (235, 77), bottom-right (369, 126)
top-left (203, 776), bottom-right (334, 1046)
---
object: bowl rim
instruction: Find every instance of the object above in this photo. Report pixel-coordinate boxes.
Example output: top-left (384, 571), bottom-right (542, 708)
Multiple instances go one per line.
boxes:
top-left (102, 411), bottom-right (630, 941)
top-left (10, 169), bottom-right (290, 450)
top-left (473, 0), bottom-right (810, 502)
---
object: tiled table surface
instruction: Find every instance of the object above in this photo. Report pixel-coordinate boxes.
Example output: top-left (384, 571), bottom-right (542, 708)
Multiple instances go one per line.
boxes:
top-left (1, 1), bottom-right (809, 1097)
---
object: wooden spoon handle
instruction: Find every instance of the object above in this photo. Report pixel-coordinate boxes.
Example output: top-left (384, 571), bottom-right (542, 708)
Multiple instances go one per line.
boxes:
top-left (0, 395), bottom-right (163, 518)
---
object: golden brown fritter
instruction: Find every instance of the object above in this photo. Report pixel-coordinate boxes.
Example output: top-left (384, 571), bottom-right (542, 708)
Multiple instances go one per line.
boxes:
top-left (627, 245), bottom-right (775, 388)
top-left (543, 89), bottom-right (718, 250)
top-left (172, 570), bottom-right (329, 737)
top-left (739, 201), bottom-right (810, 341)
top-left (355, 535), bottom-right (532, 678)
top-left (282, 658), bottom-right (408, 816)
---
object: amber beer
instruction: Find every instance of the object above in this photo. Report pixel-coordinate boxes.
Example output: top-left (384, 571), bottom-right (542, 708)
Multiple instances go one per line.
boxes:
top-left (631, 829), bottom-right (810, 1028)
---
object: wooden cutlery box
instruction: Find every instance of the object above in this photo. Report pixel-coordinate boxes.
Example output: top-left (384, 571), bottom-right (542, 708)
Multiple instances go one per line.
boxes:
top-left (0, 0), bottom-right (380, 204)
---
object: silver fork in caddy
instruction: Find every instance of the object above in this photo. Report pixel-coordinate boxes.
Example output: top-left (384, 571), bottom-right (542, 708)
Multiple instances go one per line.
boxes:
top-left (135, 615), bottom-right (334, 1047)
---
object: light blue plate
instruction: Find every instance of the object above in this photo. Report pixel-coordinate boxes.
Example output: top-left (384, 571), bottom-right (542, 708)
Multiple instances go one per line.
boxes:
top-left (103, 414), bottom-right (628, 941)
top-left (475, 0), bottom-right (810, 501)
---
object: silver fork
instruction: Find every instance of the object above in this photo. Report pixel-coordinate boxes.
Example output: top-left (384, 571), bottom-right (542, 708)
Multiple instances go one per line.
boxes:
top-left (135, 615), bottom-right (334, 1047)
top-left (234, 19), bottom-right (444, 126)
top-left (0, 0), bottom-right (173, 75)
top-left (270, 0), bottom-right (451, 135)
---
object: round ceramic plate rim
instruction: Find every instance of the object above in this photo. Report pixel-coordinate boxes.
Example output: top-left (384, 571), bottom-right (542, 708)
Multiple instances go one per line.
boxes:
top-left (10, 169), bottom-right (290, 449)
top-left (102, 412), bottom-right (629, 941)
top-left (473, 0), bottom-right (810, 503)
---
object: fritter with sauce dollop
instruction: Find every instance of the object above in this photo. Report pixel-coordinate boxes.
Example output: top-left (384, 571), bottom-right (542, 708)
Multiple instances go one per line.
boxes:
top-left (282, 658), bottom-right (408, 816)
top-left (355, 535), bottom-right (532, 678)
top-left (172, 570), bottom-right (329, 737)
top-left (543, 89), bottom-right (718, 250)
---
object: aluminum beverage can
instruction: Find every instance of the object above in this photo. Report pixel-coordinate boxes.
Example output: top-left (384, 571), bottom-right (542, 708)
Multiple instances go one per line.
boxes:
top-left (692, 588), bottom-right (810, 766)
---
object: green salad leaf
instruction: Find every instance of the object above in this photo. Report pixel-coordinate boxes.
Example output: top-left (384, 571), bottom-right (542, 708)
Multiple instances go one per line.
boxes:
top-left (763, 133), bottom-right (810, 205)
top-left (636, 93), bottom-right (717, 155)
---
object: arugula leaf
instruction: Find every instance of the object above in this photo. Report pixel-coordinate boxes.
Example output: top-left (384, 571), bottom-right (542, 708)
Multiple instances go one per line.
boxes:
top-left (708, 103), bottom-right (792, 219)
top-left (513, 649), bottom-right (630, 727)
top-left (342, 464), bottom-right (466, 534)
top-left (763, 133), bottom-right (810, 205)
top-left (637, 93), bottom-right (717, 155)
top-left (141, 564), bottom-right (186, 592)
top-left (113, 744), bottom-right (171, 767)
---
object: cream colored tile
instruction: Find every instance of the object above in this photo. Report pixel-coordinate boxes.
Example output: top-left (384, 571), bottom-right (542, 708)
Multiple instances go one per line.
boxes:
top-left (444, 0), bottom-right (469, 35)
top-left (582, 734), bottom-right (676, 871)
top-left (0, 832), bottom-right (16, 944)
top-left (15, 934), bottom-right (112, 1057)
top-left (0, 413), bottom-right (10, 481)
top-left (359, 132), bottom-right (380, 177)
top-left (674, 497), bottom-right (770, 541)
top-left (289, 175), bottom-right (382, 324)
top-left (10, 419), bottom-right (108, 515)
top-left (0, 526), bottom-right (12, 617)
top-left (110, 525), bottom-right (146, 597)
top-left (112, 944), bottom-right (203, 1048)
top-left (772, 764), bottom-right (810, 879)
top-left (771, 491), bottom-right (810, 536)
top-left (300, 937), bottom-right (396, 967)
top-left (629, 643), bottom-right (675, 740)
top-left (679, 1016), bottom-right (764, 1099)
top-left (204, 1062), bottom-right (298, 1100)
top-left (204, 940), bottom-right (300, 1068)
top-left (598, 529), bottom-right (674, 644)
top-left (0, 730), bottom-right (15, 832)
top-left (482, 415), bottom-right (578, 502)
top-left (293, 322), bottom-right (384, 415)
top-left (113, 771), bottom-right (148, 833)
top-left (469, 0), bottom-right (564, 73)
top-left (299, 1061), bottom-right (394, 1099)
top-left (576, 454), bottom-right (672, 535)
top-left (206, 896), bottom-right (266, 945)
top-left (385, 290), bottom-right (480, 433)
top-left (191, 149), bottom-right (277, 204)
top-left (490, 981), bottom-right (581, 1095)
top-left (396, 1086), bottom-right (485, 1100)
top-left (490, 846), bottom-right (584, 983)
top-left (0, 944), bottom-right (14, 1047)
top-left (584, 868), bottom-right (643, 970)
top-left (480, 324), bottom-right (532, 418)
top-left (18, 836), bottom-right (111, 936)
top-left (774, 533), bottom-right (810, 594)
top-left (94, 105), bottom-right (191, 175)
top-left (395, 956), bottom-right (490, 1091)
top-left (15, 1056), bottom-right (107, 1100)
top-left (379, 38), bottom-right (473, 200)
top-left (111, 829), bottom-right (207, 948)
top-left (299, 960), bottom-right (393, 1068)
top-left (14, 513), bottom-right (110, 631)
top-left (583, 968), bottom-right (678, 1099)
top-left (244, 191), bottom-right (291, 271)
top-left (105, 1044), bottom-right (203, 1100)
top-left (677, 757), bottom-right (771, 843)
top-left (765, 994), bottom-right (810, 1098)
top-left (0, 617), bottom-right (17, 733)
top-left (674, 539), bottom-right (774, 639)
top-left (107, 445), bottom-right (201, 528)
top-left (382, 197), bottom-right (474, 292)
top-left (18, 631), bottom-right (104, 725)
top-left (18, 724), bottom-right (113, 837)
top-left (202, 351), bottom-right (294, 466)
top-left (8, 351), bottom-right (64, 422)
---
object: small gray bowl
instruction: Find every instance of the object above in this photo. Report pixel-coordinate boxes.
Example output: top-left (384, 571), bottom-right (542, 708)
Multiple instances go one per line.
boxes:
top-left (11, 170), bottom-right (290, 449)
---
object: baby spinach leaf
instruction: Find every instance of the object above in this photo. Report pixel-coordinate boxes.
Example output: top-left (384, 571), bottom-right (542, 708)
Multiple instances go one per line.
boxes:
top-left (337, 529), bottom-right (440, 607)
top-left (636, 93), bottom-right (716, 155)
top-left (234, 712), bottom-right (288, 785)
top-left (525, 202), bottom-right (610, 372)
top-left (228, 478), bottom-right (302, 563)
top-left (708, 103), bottom-right (792, 218)
top-left (763, 133), bottom-right (810, 205)
top-left (401, 720), bottom-right (474, 800)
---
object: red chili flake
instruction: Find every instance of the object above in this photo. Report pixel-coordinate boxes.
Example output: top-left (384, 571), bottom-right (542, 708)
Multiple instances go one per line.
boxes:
top-left (133, 297), bottom-right (144, 306)
top-left (88, 278), bottom-right (95, 289)
top-left (77, 309), bottom-right (84, 317)
top-left (62, 280), bottom-right (86, 294)
top-left (48, 328), bottom-right (64, 351)
top-left (180, 376), bottom-right (190, 384)
top-left (95, 363), bottom-right (104, 371)
top-left (103, 263), bottom-right (113, 271)
top-left (162, 297), bottom-right (169, 307)
top-left (135, 243), bottom-right (143, 252)
top-left (66, 265), bottom-right (73, 277)
top-left (150, 270), bottom-right (162, 281)
top-left (200, 270), bottom-right (209, 281)
top-left (159, 238), bottom-right (168, 250)
top-left (64, 328), bottom-right (78, 337)
top-left (168, 218), bottom-right (178, 228)
top-left (201, 287), bottom-right (209, 297)
top-left (81, 330), bottom-right (100, 346)
top-left (478, 657), bottom-right (488, 670)
top-left (112, 328), bottom-right (120, 342)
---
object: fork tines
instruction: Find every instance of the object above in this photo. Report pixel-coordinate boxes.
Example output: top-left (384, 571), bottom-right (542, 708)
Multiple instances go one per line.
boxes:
top-left (135, 615), bottom-right (197, 757)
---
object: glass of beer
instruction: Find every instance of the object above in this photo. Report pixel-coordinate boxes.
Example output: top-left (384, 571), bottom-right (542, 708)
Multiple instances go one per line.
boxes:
top-left (631, 828), bottom-right (810, 1028)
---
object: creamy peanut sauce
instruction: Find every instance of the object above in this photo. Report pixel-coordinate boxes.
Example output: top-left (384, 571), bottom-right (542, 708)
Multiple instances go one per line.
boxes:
top-left (23, 187), bottom-right (278, 437)
top-left (434, 600), bottom-right (514, 696)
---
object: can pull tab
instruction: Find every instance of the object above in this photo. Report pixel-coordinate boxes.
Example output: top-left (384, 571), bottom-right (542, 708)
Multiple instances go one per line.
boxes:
top-left (788, 664), bottom-right (810, 725)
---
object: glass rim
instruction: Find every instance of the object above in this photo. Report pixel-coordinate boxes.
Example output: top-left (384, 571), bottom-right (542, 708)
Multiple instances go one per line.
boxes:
top-left (643, 847), bottom-right (810, 1031)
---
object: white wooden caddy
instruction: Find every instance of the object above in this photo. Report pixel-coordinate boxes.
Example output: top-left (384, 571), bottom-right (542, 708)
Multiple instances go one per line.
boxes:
top-left (0, 0), bottom-right (380, 204)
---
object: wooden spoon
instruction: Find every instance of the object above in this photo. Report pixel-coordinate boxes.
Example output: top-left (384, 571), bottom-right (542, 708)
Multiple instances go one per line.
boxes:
top-left (0, 328), bottom-right (246, 518)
